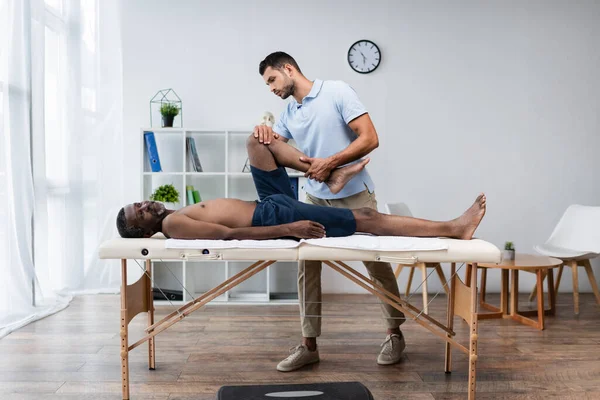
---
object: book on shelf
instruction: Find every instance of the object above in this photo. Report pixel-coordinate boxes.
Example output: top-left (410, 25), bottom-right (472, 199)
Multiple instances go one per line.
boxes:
top-left (144, 131), bottom-right (162, 172)
top-left (186, 184), bottom-right (203, 205)
top-left (186, 137), bottom-right (203, 172)
top-left (186, 185), bottom-right (194, 205)
top-left (192, 189), bottom-right (202, 203)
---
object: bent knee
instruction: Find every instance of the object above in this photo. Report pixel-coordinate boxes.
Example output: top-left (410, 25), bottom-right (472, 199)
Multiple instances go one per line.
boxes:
top-left (246, 133), bottom-right (260, 150)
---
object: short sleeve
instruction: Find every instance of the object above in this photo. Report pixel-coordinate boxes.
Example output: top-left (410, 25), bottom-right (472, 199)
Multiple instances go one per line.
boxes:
top-left (272, 109), bottom-right (292, 139)
top-left (335, 82), bottom-right (368, 124)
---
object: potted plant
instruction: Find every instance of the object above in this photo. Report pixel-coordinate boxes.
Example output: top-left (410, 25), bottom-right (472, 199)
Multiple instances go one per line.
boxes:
top-left (150, 184), bottom-right (180, 209)
top-left (160, 102), bottom-right (180, 127)
top-left (504, 241), bottom-right (515, 261)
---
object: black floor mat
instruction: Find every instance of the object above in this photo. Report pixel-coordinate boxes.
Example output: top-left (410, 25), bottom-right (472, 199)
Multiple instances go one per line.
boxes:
top-left (217, 381), bottom-right (374, 400)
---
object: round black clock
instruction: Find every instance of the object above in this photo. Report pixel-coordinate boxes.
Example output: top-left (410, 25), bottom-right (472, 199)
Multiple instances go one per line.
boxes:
top-left (347, 40), bottom-right (381, 74)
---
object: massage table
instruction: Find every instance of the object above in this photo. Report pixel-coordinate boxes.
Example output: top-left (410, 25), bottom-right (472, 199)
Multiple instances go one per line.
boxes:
top-left (98, 235), bottom-right (501, 400)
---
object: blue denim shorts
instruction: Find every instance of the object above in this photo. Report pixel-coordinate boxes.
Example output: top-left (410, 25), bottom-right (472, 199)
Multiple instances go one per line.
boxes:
top-left (250, 166), bottom-right (356, 238)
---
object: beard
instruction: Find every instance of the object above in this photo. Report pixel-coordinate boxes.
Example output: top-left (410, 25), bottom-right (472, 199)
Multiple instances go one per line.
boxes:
top-left (279, 79), bottom-right (295, 99)
top-left (150, 202), bottom-right (166, 216)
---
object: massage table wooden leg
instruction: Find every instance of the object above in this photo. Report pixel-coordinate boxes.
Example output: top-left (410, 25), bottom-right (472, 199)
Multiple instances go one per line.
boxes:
top-left (465, 263), bottom-right (473, 288)
top-left (445, 261), bottom-right (479, 399)
top-left (120, 259), bottom-right (130, 400)
top-left (468, 262), bottom-right (479, 400)
top-left (146, 260), bottom-right (156, 370)
top-left (445, 262), bottom-right (456, 373)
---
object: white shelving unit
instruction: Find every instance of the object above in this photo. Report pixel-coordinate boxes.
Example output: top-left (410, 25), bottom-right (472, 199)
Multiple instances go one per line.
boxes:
top-left (141, 128), bottom-right (304, 305)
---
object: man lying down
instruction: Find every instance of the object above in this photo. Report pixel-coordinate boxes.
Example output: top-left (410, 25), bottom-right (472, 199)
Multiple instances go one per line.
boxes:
top-left (116, 134), bottom-right (486, 241)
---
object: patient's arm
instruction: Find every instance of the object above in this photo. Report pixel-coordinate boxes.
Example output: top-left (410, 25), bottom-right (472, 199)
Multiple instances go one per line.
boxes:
top-left (163, 215), bottom-right (325, 240)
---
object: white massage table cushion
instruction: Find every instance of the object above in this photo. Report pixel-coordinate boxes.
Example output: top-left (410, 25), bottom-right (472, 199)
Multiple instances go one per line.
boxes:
top-left (98, 237), bottom-right (299, 261)
top-left (99, 235), bottom-right (501, 264)
top-left (299, 238), bottom-right (500, 263)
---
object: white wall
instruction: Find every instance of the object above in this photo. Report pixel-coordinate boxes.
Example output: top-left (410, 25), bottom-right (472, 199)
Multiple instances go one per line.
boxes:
top-left (122, 0), bottom-right (600, 294)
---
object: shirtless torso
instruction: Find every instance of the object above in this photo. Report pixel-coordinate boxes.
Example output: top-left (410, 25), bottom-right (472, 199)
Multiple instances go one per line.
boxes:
top-left (152, 196), bottom-right (326, 240)
top-left (162, 198), bottom-right (257, 237)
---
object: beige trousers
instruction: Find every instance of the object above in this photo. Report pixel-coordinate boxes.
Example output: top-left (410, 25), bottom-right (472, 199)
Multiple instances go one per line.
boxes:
top-left (299, 189), bottom-right (406, 337)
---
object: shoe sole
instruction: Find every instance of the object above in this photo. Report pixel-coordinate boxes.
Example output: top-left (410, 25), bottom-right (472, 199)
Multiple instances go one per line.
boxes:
top-left (377, 357), bottom-right (403, 365)
top-left (277, 358), bottom-right (320, 372)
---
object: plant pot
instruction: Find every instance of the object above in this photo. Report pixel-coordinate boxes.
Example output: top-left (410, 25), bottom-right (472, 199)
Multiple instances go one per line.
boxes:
top-left (162, 115), bottom-right (175, 127)
top-left (503, 249), bottom-right (515, 261)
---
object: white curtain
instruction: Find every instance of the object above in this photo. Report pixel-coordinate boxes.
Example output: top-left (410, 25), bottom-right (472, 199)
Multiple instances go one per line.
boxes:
top-left (0, 0), bottom-right (124, 339)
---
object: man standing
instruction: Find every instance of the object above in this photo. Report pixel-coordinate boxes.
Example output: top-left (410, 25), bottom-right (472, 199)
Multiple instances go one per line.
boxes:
top-left (254, 51), bottom-right (406, 372)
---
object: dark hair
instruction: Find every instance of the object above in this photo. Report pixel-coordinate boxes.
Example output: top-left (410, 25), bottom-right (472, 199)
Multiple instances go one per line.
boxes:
top-left (116, 207), bottom-right (146, 238)
top-left (259, 51), bottom-right (302, 75)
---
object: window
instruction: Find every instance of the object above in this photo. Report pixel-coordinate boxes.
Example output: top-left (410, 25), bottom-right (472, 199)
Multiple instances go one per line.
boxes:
top-left (44, 25), bottom-right (68, 188)
top-left (39, 0), bottom-right (70, 290)
top-left (38, 0), bottom-right (100, 289)
top-left (0, 80), bottom-right (5, 260)
top-left (0, 0), bottom-right (6, 261)
top-left (45, 0), bottom-right (64, 17)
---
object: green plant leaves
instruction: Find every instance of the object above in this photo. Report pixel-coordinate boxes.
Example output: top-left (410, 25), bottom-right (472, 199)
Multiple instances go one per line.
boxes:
top-left (160, 102), bottom-right (180, 117)
top-left (150, 184), bottom-right (180, 203)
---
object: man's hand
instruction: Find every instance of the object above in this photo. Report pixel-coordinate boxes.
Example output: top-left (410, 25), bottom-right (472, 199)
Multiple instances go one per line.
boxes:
top-left (253, 125), bottom-right (279, 144)
top-left (300, 156), bottom-right (335, 182)
top-left (286, 220), bottom-right (326, 239)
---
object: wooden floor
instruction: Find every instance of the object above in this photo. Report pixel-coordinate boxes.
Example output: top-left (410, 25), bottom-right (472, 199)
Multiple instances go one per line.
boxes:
top-left (0, 293), bottom-right (599, 400)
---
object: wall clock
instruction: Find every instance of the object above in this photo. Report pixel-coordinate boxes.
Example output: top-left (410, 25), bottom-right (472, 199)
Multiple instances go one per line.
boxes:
top-left (347, 40), bottom-right (381, 74)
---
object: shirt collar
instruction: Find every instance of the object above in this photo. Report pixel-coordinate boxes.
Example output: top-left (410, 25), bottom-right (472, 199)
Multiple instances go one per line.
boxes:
top-left (294, 79), bottom-right (323, 109)
top-left (305, 79), bottom-right (323, 99)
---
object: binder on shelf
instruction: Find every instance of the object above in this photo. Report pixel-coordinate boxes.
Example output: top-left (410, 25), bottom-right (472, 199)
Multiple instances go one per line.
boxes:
top-left (144, 131), bottom-right (162, 172)
top-left (186, 137), bottom-right (201, 172)
top-left (186, 138), bottom-right (194, 172)
top-left (189, 137), bottom-right (203, 172)
top-left (186, 137), bottom-right (196, 172)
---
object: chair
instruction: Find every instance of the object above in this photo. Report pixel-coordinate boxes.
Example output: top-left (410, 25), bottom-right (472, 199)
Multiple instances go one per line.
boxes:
top-left (385, 202), bottom-right (449, 314)
top-left (530, 204), bottom-right (600, 314)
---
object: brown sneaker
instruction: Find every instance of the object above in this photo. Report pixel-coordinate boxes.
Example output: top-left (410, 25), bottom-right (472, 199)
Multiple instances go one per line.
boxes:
top-left (277, 344), bottom-right (320, 372)
top-left (377, 333), bottom-right (406, 365)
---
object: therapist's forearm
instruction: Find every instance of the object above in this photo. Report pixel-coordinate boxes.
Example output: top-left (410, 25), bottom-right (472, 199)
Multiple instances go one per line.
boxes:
top-left (328, 134), bottom-right (378, 168)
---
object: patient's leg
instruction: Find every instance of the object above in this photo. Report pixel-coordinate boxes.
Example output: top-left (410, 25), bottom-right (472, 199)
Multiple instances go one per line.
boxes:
top-left (354, 194), bottom-right (487, 240)
top-left (246, 135), bottom-right (367, 194)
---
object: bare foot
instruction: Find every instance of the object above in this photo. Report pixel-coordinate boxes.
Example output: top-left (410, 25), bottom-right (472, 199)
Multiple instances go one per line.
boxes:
top-left (326, 158), bottom-right (370, 194)
top-left (455, 193), bottom-right (487, 240)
